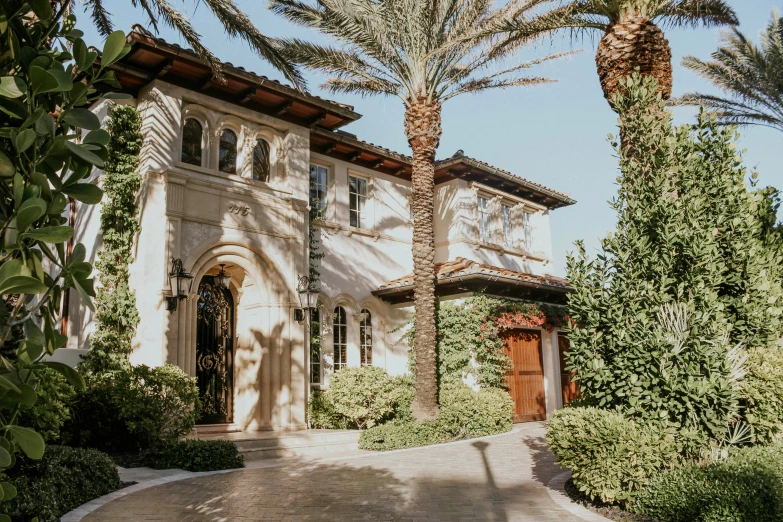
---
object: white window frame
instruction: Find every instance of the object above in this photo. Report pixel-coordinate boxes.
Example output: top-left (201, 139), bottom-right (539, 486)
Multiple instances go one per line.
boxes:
top-left (333, 306), bottom-right (347, 372)
top-left (309, 308), bottom-right (322, 385)
top-left (359, 309), bottom-right (372, 366)
top-left (309, 163), bottom-right (329, 220)
top-left (348, 174), bottom-right (369, 229)
top-left (523, 210), bottom-right (533, 252)
top-left (502, 204), bottom-right (513, 248)
top-left (477, 195), bottom-right (490, 243)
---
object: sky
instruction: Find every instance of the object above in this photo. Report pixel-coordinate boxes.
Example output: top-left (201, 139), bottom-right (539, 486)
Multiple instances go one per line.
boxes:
top-left (76, 1), bottom-right (781, 276)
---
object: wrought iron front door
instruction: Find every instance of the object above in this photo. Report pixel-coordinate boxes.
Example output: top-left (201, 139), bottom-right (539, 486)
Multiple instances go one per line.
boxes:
top-left (196, 276), bottom-right (234, 424)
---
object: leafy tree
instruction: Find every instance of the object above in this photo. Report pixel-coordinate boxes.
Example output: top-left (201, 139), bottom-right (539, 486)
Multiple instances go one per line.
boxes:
top-left (566, 75), bottom-right (783, 439)
top-left (79, 105), bottom-right (142, 374)
top-left (676, 9), bottom-right (783, 133)
top-left (270, 0), bottom-right (571, 420)
top-left (0, 3), bottom-right (126, 517)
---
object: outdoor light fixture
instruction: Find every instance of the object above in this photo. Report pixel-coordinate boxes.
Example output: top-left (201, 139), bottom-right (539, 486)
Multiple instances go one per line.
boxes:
top-left (167, 258), bottom-right (194, 312)
top-left (215, 264), bottom-right (232, 289)
top-left (296, 275), bottom-right (319, 323)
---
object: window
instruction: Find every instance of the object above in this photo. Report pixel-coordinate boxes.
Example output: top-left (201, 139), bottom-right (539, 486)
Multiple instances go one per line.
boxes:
top-left (359, 309), bottom-right (372, 366)
top-left (218, 129), bottom-right (237, 174)
top-left (309, 165), bottom-right (328, 219)
top-left (502, 204), bottom-right (513, 248)
top-left (181, 118), bottom-right (202, 166)
top-left (252, 139), bottom-right (271, 182)
top-left (477, 196), bottom-right (490, 243)
top-left (310, 308), bottom-right (321, 384)
top-left (523, 211), bottom-right (533, 252)
top-left (333, 306), bottom-right (347, 372)
top-left (349, 175), bottom-right (367, 228)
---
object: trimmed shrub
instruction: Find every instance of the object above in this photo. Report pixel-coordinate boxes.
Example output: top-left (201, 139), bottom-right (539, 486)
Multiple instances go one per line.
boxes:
top-left (143, 440), bottom-right (244, 472)
top-left (547, 407), bottom-right (682, 505)
top-left (308, 389), bottom-right (351, 429)
top-left (633, 444), bottom-right (783, 522)
top-left (6, 445), bottom-right (120, 522)
top-left (18, 368), bottom-right (76, 443)
top-left (390, 374), bottom-right (415, 423)
top-left (741, 346), bottom-right (783, 444)
top-left (65, 364), bottom-right (200, 452)
top-left (359, 382), bottom-right (513, 450)
top-left (327, 366), bottom-right (402, 428)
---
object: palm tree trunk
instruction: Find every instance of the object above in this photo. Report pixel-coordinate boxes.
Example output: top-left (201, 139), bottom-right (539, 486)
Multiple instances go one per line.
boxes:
top-left (404, 96), bottom-right (442, 422)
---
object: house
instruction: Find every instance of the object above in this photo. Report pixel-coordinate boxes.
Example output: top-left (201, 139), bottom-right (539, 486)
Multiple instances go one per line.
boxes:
top-left (62, 26), bottom-right (577, 431)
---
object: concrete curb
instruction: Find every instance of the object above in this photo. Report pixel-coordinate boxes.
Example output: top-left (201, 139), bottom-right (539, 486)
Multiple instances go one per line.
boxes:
top-left (546, 471), bottom-right (614, 522)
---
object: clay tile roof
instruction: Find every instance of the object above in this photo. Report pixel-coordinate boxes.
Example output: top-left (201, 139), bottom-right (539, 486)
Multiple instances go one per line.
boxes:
top-left (377, 257), bottom-right (570, 291)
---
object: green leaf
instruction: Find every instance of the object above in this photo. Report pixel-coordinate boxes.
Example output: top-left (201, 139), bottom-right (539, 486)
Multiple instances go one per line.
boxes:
top-left (84, 129), bottom-right (110, 145)
top-left (0, 276), bottom-right (48, 295)
top-left (29, 66), bottom-right (59, 95)
top-left (62, 183), bottom-right (103, 204)
top-left (43, 361), bottom-right (86, 391)
top-left (102, 92), bottom-right (133, 100)
top-left (101, 31), bottom-right (128, 67)
top-left (0, 151), bottom-right (14, 177)
top-left (0, 482), bottom-right (16, 502)
top-left (21, 226), bottom-right (73, 243)
top-left (48, 68), bottom-right (73, 92)
top-left (73, 39), bottom-right (88, 70)
top-left (0, 375), bottom-right (20, 395)
top-left (72, 276), bottom-right (96, 312)
top-left (13, 383), bottom-right (37, 407)
top-left (63, 108), bottom-right (100, 130)
top-left (16, 197), bottom-right (47, 231)
top-left (0, 447), bottom-right (11, 468)
top-left (29, 0), bottom-right (52, 20)
top-left (0, 77), bottom-right (25, 98)
top-left (14, 129), bottom-right (36, 153)
top-left (8, 426), bottom-right (44, 459)
top-left (65, 141), bottom-right (104, 168)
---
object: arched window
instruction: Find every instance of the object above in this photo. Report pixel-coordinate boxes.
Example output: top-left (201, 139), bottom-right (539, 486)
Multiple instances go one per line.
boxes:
top-left (252, 139), bottom-right (271, 182)
top-left (333, 306), bottom-right (347, 372)
top-left (360, 309), bottom-right (372, 366)
top-left (181, 118), bottom-right (203, 166)
top-left (218, 129), bottom-right (237, 174)
top-left (310, 308), bottom-right (321, 384)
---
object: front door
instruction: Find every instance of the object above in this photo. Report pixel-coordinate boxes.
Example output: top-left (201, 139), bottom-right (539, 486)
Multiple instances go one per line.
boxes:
top-left (196, 276), bottom-right (234, 424)
top-left (503, 329), bottom-right (546, 422)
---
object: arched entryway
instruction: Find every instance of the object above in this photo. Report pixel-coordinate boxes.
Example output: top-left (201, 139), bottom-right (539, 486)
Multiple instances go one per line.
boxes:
top-left (195, 270), bottom-right (236, 424)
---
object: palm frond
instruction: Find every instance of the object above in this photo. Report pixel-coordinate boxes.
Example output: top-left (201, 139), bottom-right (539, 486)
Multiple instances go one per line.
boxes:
top-left (84, 0), bottom-right (114, 36)
top-left (445, 75), bottom-right (555, 99)
top-left (657, 0), bottom-right (739, 29)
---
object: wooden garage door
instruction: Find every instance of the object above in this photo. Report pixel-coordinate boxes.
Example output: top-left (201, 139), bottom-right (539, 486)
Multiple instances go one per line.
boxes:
top-left (557, 334), bottom-right (580, 406)
top-left (503, 329), bottom-right (546, 422)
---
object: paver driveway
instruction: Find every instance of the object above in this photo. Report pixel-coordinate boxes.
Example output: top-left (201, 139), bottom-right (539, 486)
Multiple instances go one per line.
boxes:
top-left (81, 423), bottom-right (601, 521)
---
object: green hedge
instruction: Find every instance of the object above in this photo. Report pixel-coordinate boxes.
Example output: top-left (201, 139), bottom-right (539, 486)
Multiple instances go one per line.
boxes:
top-left (6, 446), bottom-right (120, 522)
top-left (359, 382), bottom-right (514, 450)
top-left (327, 366), bottom-right (402, 428)
top-left (633, 444), bottom-right (783, 522)
top-left (741, 346), bottom-right (783, 444)
top-left (547, 407), bottom-right (683, 505)
top-left (143, 440), bottom-right (244, 472)
top-left (18, 367), bottom-right (75, 443)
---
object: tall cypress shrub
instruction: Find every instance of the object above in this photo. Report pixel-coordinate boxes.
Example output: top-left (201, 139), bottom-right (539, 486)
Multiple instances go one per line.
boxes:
top-left (81, 105), bottom-right (143, 373)
top-left (566, 75), bottom-right (783, 439)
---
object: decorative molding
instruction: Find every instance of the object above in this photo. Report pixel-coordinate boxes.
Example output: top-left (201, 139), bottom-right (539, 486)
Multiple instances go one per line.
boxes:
top-left (166, 183), bottom-right (185, 213)
top-left (470, 181), bottom-right (548, 211)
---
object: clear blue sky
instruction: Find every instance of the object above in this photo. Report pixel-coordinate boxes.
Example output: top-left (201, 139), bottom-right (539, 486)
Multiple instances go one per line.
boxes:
top-left (77, 1), bottom-right (781, 276)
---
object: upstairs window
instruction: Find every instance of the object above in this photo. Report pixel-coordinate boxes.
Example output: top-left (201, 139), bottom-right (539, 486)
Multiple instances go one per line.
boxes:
top-left (359, 309), bottom-right (372, 366)
top-left (333, 306), bottom-right (347, 372)
top-left (502, 204), bottom-right (513, 248)
top-left (349, 175), bottom-right (367, 228)
top-left (181, 118), bottom-right (203, 166)
top-left (252, 139), bottom-right (271, 182)
top-left (523, 211), bottom-right (533, 252)
top-left (219, 129), bottom-right (237, 174)
top-left (310, 308), bottom-right (321, 384)
top-left (309, 165), bottom-right (328, 219)
top-left (477, 196), bottom-right (490, 243)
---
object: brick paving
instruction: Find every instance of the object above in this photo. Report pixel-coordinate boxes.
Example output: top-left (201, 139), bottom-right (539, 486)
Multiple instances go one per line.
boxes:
top-left (82, 423), bottom-right (599, 521)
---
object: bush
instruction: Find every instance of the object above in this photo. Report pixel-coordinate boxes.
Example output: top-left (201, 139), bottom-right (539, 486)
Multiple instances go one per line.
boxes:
top-left (6, 445), bottom-right (120, 522)
top-left (142, 440), bottom-right (244, 472)
top-left (633, 444), bottom-right (783, 522)
top-left (66, 364), bottom-right (200, 452)
top-left (327, 366), bottom-right (402, 428)
top-left (390, 374), bottom-right (415, 423)
top-left (741, 346), bottom-right (783, 444)
top-left (547, 407), bottom-right (682, 505)
top-left (359, 382), bottom-right (513, 450)
top-left (308, 389), bottom-right (351, 429)
top-left (18, 368), bottom-right (76, 443)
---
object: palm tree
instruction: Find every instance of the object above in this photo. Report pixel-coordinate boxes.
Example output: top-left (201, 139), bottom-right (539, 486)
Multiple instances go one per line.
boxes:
top-left (507, 0), bottom-right (738, 109)
top-left (270, 0), bottom-right (571, 420)
top-left (76, 0), bottom-right (303, 86)
top-left (676, 10), bottom-right (783, 133)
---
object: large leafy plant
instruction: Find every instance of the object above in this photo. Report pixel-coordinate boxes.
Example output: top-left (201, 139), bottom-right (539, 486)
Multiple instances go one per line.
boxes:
top-left (0, 2), bottom-right (130, 516)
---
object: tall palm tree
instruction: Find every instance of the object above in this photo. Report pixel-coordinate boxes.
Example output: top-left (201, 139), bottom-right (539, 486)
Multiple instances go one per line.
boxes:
top-left (676, 10), bottom-right (783, 133)
top-left (75, 0), bottom-right (303, 86)
top-left (270, 0), bottom-right (571, 420)
top-left (505, 1), bottom-right (738, 109)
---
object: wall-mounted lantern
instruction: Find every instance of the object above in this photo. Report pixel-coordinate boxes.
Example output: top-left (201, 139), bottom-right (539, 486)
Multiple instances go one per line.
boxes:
top-left (215, 264), bottom-right (232, 289)
top-left (295, 275), bottom-right (319, 323)
top-left (167, 257), bottom-right (194, 312)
